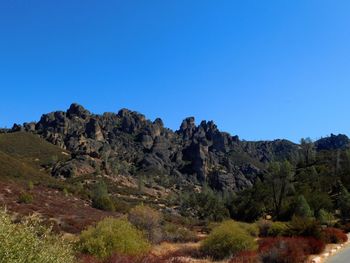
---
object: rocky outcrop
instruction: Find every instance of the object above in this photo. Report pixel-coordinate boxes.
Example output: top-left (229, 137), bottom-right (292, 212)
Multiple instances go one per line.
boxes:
top-left (315, 134), bottom-right (350, 151)
top-left (11, 103), bottom-right (304, 192)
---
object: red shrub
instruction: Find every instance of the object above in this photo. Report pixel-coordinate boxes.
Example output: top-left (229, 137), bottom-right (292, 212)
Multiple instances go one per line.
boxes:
top-left (323, 228), bottom-right (348, 244)
top-left (229, 251), bottom-right (259, 263)
top-left (258, 237), bottom-right (325, 263)
top-left (260, 238), bottom-right (305, 263)
top-left (303, 237), bottom-right (326, 254)
top-left (340, 223), bottom-right (350, 233)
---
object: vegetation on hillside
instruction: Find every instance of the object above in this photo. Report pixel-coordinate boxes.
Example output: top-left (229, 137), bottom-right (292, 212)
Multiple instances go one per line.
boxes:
top-left (0, 209), bottom-right (75, 263)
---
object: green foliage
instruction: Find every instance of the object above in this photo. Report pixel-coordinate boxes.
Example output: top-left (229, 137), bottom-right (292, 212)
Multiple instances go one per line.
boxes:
top-left (299, 138), bottom-right (315, 166)
top-left (337, 183), bottom-right (350, 220)
top-left (18, 192), bottom-right (33, 204)
top-left (265, 161), bottom-right (294, 218)
top-left (287, 216), bottom-right (322, 239)
top-left (78, 217), bottom-right (150, 260)
top-left (267, 222), bottom-right (289, 237)
top-left (63, 188), bottom-right (69, 197)
top-left (180, 186), bottom-right (230, 222)
top-left (162, 223), bottom-right (197, 243)
top-left (28, 180), bottom-right (34, 190)
top-left (232, 180), bottom-right (269, 222)
top-left (91, 181), bottom-right (115, 212)
top-left (294, 195), bottom-right (313, 218)
top-left (235, 221), bottom-right (259, 237)
top-left (0, 209), bottom-right (75, 263)
top-left (200, 220), bottom-right (257, 260)
top-left (128, 204), bottom-right (162, 244)
top-left (318, 209), bottom-right (335, 226)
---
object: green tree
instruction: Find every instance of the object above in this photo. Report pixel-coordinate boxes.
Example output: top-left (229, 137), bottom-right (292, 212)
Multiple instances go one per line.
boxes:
top-left (265, 161), bottom-right (294, 218)
top-left (232, 180), bottom-right (269, 222)
top-left (338, 183), bottom-right (350, 221)
top-left (91, 181), bottom-right (115, 211)
top-left (294, 195), bottom-right (312, 218)
top-left (300, 138), bottom-right (315, 166)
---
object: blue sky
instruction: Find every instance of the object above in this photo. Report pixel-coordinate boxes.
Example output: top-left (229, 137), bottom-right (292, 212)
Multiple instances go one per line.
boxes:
top-left (0, 1), bottom-right (349, 142)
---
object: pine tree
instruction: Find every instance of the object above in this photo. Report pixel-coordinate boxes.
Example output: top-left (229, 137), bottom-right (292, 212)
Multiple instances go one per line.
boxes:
top-left (294, 195), bottom-right (312, 218)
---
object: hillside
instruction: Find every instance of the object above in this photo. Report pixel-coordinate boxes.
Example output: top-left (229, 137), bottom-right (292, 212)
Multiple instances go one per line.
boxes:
top-left (1, 104), bottom-right (350, 222)
top-left (8, 103), bottom-right (302, 193)
top-left (0, 132), bottom-right (120, 233)
top-left (1, 104), bottom-right (350, 263)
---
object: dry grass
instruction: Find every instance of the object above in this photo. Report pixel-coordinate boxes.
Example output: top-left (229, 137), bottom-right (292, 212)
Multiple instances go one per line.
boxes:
top-left (0, 181), bottom-right (120, 233)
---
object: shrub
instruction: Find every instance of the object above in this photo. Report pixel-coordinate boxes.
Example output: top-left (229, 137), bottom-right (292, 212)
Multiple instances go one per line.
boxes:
top-left (78, 217), bottom-right (151, 260)
top-left (236, 222), bottom-right (259, 237)
top-left (294, 195), bottom-right (313, 218)
top-left (286, 216), bottom-right (322, 239)
top-left (162, 223), bottom-right (198, 243)
top-left (258, 237), bottom-right (325, 263)
top-left (28, 180), bottom-right (34, 190)
top-left (322, 228), bottom-right (348, 244)
top-left (259, 238), bottom-right (307, 263)
top-left (340, 222), bottom-right (350, 233)
top-left (200, 220), bottom-right (256, 260)
top-left (128, 205), bottom-right (162, 244)
top-left (63, 188), bottom-right (69, 197)
top-left (18, 192), bottom-right (33, 204)
top-left (92, 196), bottom-right (115, 212)
top-left (113, 199), bottom-right (132, 214)
top-left (91, 182), bottom-right (115, 212)
top-left (257, 219), bottom-right (272, 237)
top-left (303, 237), bottom-right (326, 254)
top-left (0, 209), bottom-right (75, 263)
top-left (267, 222), bottom-right (289, 237)
top-left (318, 209), bottom-right (335, 226)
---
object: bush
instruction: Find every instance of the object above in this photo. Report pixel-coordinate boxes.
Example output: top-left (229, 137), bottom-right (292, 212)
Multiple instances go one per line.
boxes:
top-left (91, 182), bottom-right (115, 212)
top-left (340, 222), bottom-right (350, 233)
top-left (18, 192), bottom-right (33, 204)
top-left (162, 223), bottom-right (198, 243)
top-left (267, 222), bottom-right (289, 237)
top-left (128, 205), bottom-right (162, 244)
top-left (92, 196), bottom-right (115, 212)
top-left (322, 228), bottom-right (348, 244)
top-left (258, 237), bottom-right (325, 263)
top-left (28, 180), bottom-right (34, 190)
top-left (0, 209), bottom-right (75, 263)
top-left (236, 222), bottom-right (259, 237)
top-left (257, 219), bottom-right (272, 237)
top-left (200, 220), bottom-right (257, 260)
top-left (78, 217), bottom-right (151, 260)
top-left (286, 216), bottom-right (322, 239)
top-left (259, 238), bottom-right (307, 263)
top-left (318, 209), bottom-right (335, 226)
top-left (303, 237), bottom-right (326, 254)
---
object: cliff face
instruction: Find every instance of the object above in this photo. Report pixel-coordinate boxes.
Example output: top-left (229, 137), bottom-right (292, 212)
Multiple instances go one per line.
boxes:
top-left (11, 103), bottom-right (301, 192)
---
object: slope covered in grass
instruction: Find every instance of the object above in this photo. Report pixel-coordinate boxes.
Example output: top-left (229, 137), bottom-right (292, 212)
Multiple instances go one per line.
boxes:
top-left (0, 132), bottom-right (70, 168)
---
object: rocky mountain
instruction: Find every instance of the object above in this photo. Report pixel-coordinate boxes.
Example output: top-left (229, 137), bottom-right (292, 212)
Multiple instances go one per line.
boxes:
top-left (6, 103), bottom-right (310, 192)
top-left (315, 134), bottom-right (350, 151)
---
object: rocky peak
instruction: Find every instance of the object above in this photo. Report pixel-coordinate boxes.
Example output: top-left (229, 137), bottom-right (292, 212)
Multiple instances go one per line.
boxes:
top-left (10, 103), bottom-right (306, 192)
top-left (178, 117), bottom-right (196, 140)
top-left (67, 103), bottom-right (91, 119)
top-left (315, 134), bottom-right (350, 151)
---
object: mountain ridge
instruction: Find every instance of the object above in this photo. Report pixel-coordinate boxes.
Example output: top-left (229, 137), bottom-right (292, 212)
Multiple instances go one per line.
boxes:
top-left (3, 103), bottom-right (349, 193)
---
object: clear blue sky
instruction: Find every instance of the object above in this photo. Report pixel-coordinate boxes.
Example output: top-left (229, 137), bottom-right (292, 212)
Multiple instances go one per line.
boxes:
top-left (0, 1), bottom-right (349, 142)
